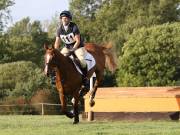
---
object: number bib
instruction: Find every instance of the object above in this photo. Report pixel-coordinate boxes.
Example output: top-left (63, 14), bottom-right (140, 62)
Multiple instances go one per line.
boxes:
top-left (60, 32), bottom-right (76, 44)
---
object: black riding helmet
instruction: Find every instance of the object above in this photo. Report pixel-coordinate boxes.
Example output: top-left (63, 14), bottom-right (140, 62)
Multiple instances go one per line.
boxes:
top-left (60, 10), bottom-right (72, 20)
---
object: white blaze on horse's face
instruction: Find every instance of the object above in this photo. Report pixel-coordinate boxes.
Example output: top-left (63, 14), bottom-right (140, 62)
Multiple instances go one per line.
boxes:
top-left (44, 54), bottom-right (51, 75)
top-left (46, 54), bottom-right (51, 63)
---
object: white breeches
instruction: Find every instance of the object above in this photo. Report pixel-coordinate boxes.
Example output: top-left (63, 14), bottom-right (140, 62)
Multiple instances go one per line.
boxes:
top-left (61, 47), bottom-right (87, 68)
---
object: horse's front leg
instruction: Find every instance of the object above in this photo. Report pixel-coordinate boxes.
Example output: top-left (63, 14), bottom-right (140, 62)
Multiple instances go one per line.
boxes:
top-left (56, 71), bottom-right (74, 119)
top-left (72, 93), bottom-right (80, 124)
top-left (89, 80), bottom-right (98, 107)
top-left (58, 92), bottom-right (74, 119)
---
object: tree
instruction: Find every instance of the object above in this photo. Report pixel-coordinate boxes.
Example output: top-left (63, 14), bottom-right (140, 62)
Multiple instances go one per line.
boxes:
top-left (95, 0), bottom-right (180, 54)
top-left (0, 61), bottom-right (48, 100)
top-left (69, 0), bottom-right (104, 19)
top-left (116, 23), bottom-right (180, 86)
top-left (0, 33), bottom-right (10, 63)
top-left (0, 0), bottom-right (14, 62)
top-left (2, 17), bottom-right (50, 66)
top-left (0, 0), bottom-right (14, 31)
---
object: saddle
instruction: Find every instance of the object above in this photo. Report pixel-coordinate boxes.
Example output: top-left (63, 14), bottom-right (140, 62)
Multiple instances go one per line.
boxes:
top-left (68, 51), bottom-right (96, 75)
top-left (70, 53), bottom-right (86, 75)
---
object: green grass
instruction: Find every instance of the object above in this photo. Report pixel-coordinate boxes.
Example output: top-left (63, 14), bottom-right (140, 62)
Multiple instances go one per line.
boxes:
top-left (0, 115), bottom-right (179, 135)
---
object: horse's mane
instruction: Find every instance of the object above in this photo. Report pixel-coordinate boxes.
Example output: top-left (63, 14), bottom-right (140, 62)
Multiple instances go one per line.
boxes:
top-left (53, 48), bottom-right (76, 69)
top-left (53, 49), bottom-right (69, 61)
top-left (53, 49), bottom-right (64, 57)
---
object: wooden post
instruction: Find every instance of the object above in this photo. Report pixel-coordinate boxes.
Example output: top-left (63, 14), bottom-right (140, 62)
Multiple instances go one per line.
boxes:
top-left (88, 73), bottom-right (96, 121)
top-left (88, 111), bottom-right (94, 121)
top-left (41, 103), bottom-right (44, 115)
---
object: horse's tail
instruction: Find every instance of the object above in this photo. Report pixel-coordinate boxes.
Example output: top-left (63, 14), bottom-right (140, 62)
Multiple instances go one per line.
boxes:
top-left (102, 42), bottom-right (117, 73)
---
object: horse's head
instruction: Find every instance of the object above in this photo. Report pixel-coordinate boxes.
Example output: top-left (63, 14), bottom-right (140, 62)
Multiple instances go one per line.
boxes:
top-left (44, 44), bottom-right (57, 76)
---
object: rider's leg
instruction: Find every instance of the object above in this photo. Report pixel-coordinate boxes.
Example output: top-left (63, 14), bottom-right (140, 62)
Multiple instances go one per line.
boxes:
top-left (61, 47), bottom-right (70, 56)
top-left (74, 47), bottom-right (89, 89)
top-left (74, 47), bottom-right (87, 68)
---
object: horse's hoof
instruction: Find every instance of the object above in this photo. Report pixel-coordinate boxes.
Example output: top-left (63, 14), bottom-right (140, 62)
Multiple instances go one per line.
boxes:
top-left (73, 120), bottom-right (79, 124)
top-left (89, 100), bottom-right (95, 107)
top-left (66, 112), bottom-right (74, 119)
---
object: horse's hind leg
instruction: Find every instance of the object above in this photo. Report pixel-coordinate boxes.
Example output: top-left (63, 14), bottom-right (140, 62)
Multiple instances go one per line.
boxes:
top-left (89, 71), bottom-right (103, 107)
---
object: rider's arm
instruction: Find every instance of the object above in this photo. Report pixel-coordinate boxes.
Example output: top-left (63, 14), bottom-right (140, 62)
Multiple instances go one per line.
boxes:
top-left (73, 34), bottom-right (80, 49)
top-left (54, 36), bottom-right (61, 49)
top-left (72, 24), bottom-right (81, 50)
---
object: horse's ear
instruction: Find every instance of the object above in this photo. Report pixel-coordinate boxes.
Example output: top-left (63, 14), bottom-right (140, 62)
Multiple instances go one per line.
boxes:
top-left (44, 44), bottom-right (48, 50)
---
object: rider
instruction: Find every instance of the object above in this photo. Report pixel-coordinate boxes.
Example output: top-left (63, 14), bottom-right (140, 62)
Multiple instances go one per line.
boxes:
top-left (53, 10), bottom-right (89, 89)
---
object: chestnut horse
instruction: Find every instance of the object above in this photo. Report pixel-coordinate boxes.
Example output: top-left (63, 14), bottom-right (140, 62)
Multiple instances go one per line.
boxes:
top-left (44, 43), bottom-right (116, 124)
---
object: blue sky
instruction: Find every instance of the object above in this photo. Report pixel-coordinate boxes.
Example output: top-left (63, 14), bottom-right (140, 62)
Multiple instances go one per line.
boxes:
top-left (9, 0), bottom-right (69, 24)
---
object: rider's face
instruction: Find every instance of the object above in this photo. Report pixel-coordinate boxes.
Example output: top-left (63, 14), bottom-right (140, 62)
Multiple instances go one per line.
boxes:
top-left (61, 16), bottom-right (70, 26)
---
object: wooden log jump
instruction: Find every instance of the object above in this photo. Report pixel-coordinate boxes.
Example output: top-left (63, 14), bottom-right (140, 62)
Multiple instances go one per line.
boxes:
top-left (82, 87), bottom-right (180, 121)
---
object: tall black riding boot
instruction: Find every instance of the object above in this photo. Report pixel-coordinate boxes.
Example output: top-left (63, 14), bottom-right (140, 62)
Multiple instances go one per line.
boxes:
top-left (81, 66), bottom-right (89, 91)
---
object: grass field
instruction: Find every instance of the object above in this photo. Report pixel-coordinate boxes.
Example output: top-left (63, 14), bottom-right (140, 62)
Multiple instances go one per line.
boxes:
top-left (0, 115), bottom-right (179, 135)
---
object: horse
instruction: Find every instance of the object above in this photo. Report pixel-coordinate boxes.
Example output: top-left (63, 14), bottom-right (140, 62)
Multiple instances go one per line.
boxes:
top-left (44, 43), bottom-right (116, 124)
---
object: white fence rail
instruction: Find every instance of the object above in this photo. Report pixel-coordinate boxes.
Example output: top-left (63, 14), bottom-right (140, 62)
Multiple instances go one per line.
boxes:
top-left (0, 103), bottom-right (73, 115)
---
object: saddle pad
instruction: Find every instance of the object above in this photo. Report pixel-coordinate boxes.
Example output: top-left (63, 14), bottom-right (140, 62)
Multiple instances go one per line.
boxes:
top-left (70, 52), bottom-right (96, 74)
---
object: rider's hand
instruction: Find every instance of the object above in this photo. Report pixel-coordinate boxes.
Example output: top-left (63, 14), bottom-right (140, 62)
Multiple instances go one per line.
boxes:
top-left (69, 48), bottom-right (76, 52)
top-left (67, 48), bottom-right (76, 56)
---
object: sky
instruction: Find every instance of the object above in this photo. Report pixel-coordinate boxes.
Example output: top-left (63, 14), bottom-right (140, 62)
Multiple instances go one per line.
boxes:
top-left (9, 0), bottom-right (69, 24)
